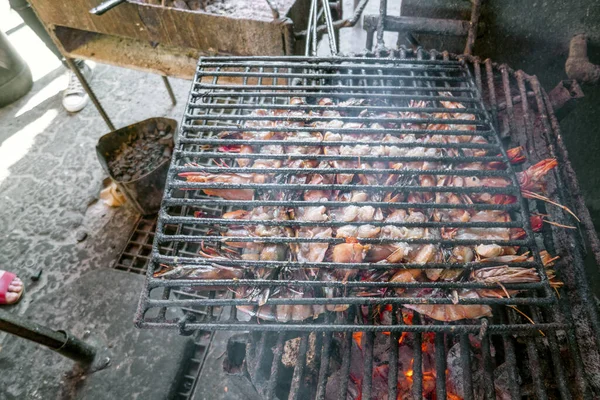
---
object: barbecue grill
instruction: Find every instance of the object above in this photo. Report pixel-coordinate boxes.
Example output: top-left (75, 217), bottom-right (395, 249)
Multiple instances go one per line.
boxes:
top-left (134, 2), bottom-right (600, 399)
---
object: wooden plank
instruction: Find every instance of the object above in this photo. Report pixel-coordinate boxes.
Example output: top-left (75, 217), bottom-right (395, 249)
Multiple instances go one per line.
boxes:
top-left (60, 31), bottom-right (199, 79)
top-left (29, 0), bottom-right (288, 55)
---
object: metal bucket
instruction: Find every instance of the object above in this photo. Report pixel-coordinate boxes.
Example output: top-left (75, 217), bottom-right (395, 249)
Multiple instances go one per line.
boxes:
top-left (96, 117), bottom-right (176, 215)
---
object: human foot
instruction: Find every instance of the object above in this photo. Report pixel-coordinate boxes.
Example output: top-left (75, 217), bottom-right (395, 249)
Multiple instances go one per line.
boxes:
top-left (0, 270), bottom-right (24, 305)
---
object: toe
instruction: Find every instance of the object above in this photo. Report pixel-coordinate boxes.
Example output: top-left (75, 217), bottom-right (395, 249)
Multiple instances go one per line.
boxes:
top-left (9, 283), bottom-right (23, 292)
top-left (10, 279), bottom-right (23, 288)
top-left (5, 292), bottom-right (19, 303)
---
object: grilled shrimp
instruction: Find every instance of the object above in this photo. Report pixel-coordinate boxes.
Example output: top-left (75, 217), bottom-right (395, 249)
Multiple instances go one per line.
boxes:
top-left (179, 170), bottom-right (256, 200)
top-left (153, 263), bottom-right (245, 280)
top-left (294, 205), bottom-right (332, 264)
top-left (403, 290), bottom-right (492, 321)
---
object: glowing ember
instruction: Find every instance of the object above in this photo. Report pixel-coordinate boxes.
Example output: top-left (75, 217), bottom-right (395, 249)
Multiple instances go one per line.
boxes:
top-left (405, 369), bottom-right (413, 378)
top-left (352, 332), bottom-right (363, 349)
top-left (398, 332), bottom-right (409, 345)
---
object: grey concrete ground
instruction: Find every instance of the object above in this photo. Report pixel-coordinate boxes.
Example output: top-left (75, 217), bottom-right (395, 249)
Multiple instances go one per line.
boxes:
top-left (0, 4), bottom-right (194, 396)
top-left (0, 269), bottom-right (194, 399)
top-left (0, 64), bottom-right (190, 299)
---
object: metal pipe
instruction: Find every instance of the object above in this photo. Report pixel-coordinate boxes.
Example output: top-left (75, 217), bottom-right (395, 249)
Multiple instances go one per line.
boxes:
top-left (263, 0), bottom-right (280, 19)
top-left (294, 0), bottom-right (369, 38)
top-left (64, 57), bottom-right (115, 130)
top-left (161, 76), bottom-right (177, 106)
top-left (464, 0), bottom-right (482, 55)
top-left (305, 0), bottom-right (316, 56)
top-left (0, 309), bottom-right (96, 365)
top-left (376, 0), bottom-right (387, 51)
top-left (566, 34), bottom-right (600, 85)
top-left (89, 0), bottom-right (127, 15)
top-left (321, 0), bottom-right (338, 54)
top-left (363, 15), bottom-right (470, 37)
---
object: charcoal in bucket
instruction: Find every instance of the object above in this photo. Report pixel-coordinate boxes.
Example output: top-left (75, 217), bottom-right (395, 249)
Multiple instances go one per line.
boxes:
top-left (96, 117), bottom-right (176, 215)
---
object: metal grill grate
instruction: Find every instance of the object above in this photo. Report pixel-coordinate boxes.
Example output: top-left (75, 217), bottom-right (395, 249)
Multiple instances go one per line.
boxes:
top-left (114, 215), bottom-right (157, 274)
top-left (135, 51), bottom-right (564, 335)
top-left (113, 214), bottom-right (220, 400)
top-left (131, 47), bottom-right (600, 398)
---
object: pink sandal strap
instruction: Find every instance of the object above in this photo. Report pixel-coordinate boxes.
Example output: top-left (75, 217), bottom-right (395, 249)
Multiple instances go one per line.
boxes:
top-left (0, 271), bottom-right (17, 304)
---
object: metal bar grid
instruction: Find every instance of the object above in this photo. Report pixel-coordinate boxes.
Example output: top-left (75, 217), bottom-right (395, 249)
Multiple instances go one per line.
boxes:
top-left (135, 51), bottom-right (561, 335)
top-left (114, 215), bottom-right (158, 274)
top-left (220, 53), bottom-right (600, 399)
top-left (130, 48), bottom-right (600, 398)
top-left (240, 311), bottom-right (582, 400)
top-left (112, 214), bottom-right (219, 400)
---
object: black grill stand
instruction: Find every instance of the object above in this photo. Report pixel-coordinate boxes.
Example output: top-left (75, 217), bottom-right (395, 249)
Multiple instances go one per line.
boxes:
top-left (0, 309), bottom-right (99, 366)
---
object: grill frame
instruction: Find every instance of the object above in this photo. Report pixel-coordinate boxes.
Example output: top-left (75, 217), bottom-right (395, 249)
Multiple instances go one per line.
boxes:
top-left (133, 47), bottom-right (600, 398)
top-left (136, 51), bottom-right (565, 332)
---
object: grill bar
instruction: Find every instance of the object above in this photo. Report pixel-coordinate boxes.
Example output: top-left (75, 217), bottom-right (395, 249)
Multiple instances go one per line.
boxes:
top-left (168, 182), bottom-right (521, 194)
top-left (182, 124), bottom-right (493, 136)
top-left (162, 198), bottom-right (520, 210)
top-left (149, 280), bottom-right (546, 291)
top-left (412, 314), bottom-right (423, 398)
top-left (178, 137), bottom-right (499, 149)
top-left (145, 296), bottom-right (553, 307)
top-left (186, 114), bottom-right (484, 125)
top-left (155, 235), bottom-right (532, 246)
top-left (315, 331), bottom-right (331, 400)
top-left (361, 330), bottom-right (375, 400)
top-left (337, 332), bottom-right (352, 400)
top-left (163, 216), bottom-right (523, 229)
top-left (191, 84), bottom-right (478, 94)
top-left (266, 334), bottom-right (284, 400)
top-left (151, 258), bottom-right (538, 270)
top-left (434, 333), bottom-right (447, 399)
top-left (140, 321), bottom-right (566, 333)
top-left (196, 60), bottom-right (465, 70)
top-left (174, 164), bottom-right (509, 173)
top-left (288, 333), bottom-right (308, 400)
top-left (480, 334), bottom-right (495, 399)
top-left (459, 334), bottom-right (474, 400)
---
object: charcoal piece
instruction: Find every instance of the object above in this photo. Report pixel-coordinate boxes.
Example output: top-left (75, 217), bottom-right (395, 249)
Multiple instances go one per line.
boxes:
top-left (158, 133), bottom-right (173, 145)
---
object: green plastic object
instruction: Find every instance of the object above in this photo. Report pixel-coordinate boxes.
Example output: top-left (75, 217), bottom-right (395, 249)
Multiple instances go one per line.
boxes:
top-left (0, 30), bottom-right (33, 108)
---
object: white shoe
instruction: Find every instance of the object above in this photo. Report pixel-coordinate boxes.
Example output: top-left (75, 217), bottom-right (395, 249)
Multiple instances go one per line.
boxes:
top-left (62, 63), bottom-right (93, 113)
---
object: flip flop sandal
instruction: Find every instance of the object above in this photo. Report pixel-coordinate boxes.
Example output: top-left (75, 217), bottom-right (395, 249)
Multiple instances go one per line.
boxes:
top-left (0, 271), bottom-right (24, 305)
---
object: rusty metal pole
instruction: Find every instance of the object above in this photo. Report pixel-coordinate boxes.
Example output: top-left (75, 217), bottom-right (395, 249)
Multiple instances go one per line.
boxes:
top-left (161, 76), bottom-right (177, 106)
top-left (64, 57), bottom-right (115, 131)
top-left (0, 309), bottom-right (96, 365)
top-left (464, 0), bottom-right (482, 56)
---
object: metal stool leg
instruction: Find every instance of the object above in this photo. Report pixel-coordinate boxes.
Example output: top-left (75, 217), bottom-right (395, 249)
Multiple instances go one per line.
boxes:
top-left (64, 57), bottom-right (115, 131)
top-left (162, 76), bottom-right (177, 106)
